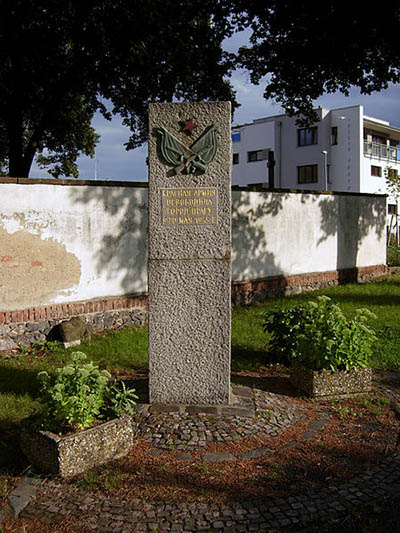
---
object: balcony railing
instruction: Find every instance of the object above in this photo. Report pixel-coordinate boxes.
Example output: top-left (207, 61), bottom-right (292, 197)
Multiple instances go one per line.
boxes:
top-left (364, 141), bottom-right (399, 162)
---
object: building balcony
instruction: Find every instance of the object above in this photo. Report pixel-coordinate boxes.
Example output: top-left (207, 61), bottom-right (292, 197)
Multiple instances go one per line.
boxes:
top-left (364, 141), bottom-right (400, 162)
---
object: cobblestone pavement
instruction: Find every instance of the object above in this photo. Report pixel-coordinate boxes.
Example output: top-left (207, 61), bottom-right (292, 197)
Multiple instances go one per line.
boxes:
top-left (4, 377), bottom-right (400, 531)
top-left (134, 386), bottom-right (307, 455)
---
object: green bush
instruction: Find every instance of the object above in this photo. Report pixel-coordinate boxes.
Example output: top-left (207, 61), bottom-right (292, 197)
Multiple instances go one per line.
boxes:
top-left (262, 304), bottom-right (314, 365)
top-left (36, 351), bottom-right (137, 432)
top-left (263, 296), bottom-right (377, 371)
top-left (387, 241), bottom-right (400, 266)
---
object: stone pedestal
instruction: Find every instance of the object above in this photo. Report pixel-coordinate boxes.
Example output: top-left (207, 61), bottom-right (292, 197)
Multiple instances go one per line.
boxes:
top-left (148, 102), bottom-right (231, 404)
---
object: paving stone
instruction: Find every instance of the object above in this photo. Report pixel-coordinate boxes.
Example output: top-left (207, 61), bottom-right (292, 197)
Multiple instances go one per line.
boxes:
top-left (7, 477), bottom-right (40, 518)
top-left (231, 386), bottom-right (253, 398)
top-left (237, 447), bottom-right (273, 460)
top-left (186, 405), bottom-right (220, 415)
top-left (301, 430), bottom-right (317, 440)
top-left (149, 404), bottom-right (180, 413)
top-left (279, 440), bottom-right (299, 450)
top-left (221, 406), bottom-right (254, 417)
top-left (203, 452), bottom-right (236, 462)
top-left (308, 419), bottom-right (328, 431)
top-left (174, 452), bottom-right (193, 461)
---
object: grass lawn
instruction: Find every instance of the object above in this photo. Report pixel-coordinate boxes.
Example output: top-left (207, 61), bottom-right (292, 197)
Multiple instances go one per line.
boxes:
top-left (232, 272), bottom-right (400, 372)
top-left (1, 272), bottom-right (400, 478)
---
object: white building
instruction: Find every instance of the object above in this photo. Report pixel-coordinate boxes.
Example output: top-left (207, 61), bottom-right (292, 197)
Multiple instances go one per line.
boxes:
top-left (232, 105), bottom-right (400, 230)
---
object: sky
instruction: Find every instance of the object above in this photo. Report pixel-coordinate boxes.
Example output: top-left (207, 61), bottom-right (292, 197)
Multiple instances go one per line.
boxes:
top-left (29, 31), bottom-right (400, 182)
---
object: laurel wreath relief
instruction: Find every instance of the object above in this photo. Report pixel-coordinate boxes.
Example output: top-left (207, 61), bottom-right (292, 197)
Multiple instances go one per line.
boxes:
top-left (154, 124), bottom-right (218, 175)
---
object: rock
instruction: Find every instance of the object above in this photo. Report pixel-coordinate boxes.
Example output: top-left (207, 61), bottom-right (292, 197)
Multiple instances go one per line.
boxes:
top-left (58, 316), bottom-right (91, 346)
top-left (0, 336), bottom-right (17, 351)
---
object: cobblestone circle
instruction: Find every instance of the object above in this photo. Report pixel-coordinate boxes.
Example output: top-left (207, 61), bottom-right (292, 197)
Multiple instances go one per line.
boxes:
top-left (4, 377), bottom-right (400, 531)
top-left (15, 453), bottom-right (400, 532)
top-left (134, 386), bottom-right (305, 454)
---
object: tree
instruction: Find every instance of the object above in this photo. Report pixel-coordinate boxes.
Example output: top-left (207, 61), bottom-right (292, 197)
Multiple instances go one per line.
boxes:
top-left (235, 1), bottom-right (400, 123)
top-left (0, 0), bottom-right (236, 177)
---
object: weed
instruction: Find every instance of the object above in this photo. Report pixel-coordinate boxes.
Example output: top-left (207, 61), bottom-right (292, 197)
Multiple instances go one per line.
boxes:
top-left (196, 463), bottom-right (221, 476)
top-left (374, 396), bottom-right (390, 406)
top-left (20, 345), bottom-right (31, 356)
top-left (357, 395), bottom-right (390, 411)
top-left (0, 476), bottom-right (8, 497)
top-left (79, 469), bottom-right (101, 487)
top-left (331, 403), bottom-right (359, 419)
top-left (103, 469), bottom-right (124, 490)
top-left (254, 409), bottom-right (271, 419)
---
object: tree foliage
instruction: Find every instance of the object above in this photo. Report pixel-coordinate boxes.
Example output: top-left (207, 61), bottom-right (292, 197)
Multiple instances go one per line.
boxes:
top-left (3, 1), bottom-right (400, 178)
top-left (235, 1), bottom-right (400, 123)
top-left (0, 0), bottom-right (235, 177)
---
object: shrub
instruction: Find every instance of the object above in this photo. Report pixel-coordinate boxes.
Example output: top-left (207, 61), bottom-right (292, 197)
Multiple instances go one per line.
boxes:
top-left (387, 240), bottom-right (400, 266)
top-left (36, 351), bottom-right (137, 432)
top-left (262, 304), bottom-right (315, 365)
top-left (263, 296), bottom-right (377, 371)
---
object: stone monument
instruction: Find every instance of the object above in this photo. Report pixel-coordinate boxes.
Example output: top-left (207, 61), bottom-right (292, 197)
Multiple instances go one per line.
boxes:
top-left (148, 101), bottom-right (231, 404)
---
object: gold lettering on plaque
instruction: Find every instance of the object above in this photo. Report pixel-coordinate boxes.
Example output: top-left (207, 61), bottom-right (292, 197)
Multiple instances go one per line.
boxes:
top-left (161, 188), bottom-right (218, 225)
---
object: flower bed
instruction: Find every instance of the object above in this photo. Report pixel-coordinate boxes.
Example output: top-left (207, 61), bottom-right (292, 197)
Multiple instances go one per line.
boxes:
top-left (20, 415), bottom-right (134, 478)
top-left (290, 363), bottom-right (372, 398)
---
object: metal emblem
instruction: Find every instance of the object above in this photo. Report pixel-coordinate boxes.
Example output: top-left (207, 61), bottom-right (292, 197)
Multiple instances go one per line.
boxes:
top-left (154, 124), bottom-right (218, 175)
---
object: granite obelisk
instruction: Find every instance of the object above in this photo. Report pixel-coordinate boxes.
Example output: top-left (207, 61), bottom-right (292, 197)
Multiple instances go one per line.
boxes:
top-left (148, 101), bottom-right (231, 404)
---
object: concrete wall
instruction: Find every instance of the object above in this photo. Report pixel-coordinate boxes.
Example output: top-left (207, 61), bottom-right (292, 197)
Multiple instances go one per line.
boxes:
top-left (0, 179), bottom-right (387, 312)
top-left (0, 179), bottom-right (148, 311)
top-left (232, 188), bottom-right (386, 281)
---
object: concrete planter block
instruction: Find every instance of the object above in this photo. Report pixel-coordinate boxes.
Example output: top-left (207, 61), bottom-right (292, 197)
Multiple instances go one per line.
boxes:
top-left (20, 415), bottom-right (134, 478)
top-left (290, 363), bottom-right (372, 398)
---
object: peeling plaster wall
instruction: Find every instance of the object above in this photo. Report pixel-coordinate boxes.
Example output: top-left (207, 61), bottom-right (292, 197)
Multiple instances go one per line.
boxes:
top-left (0, 180), bottom-right (386, 312)
top-left (0, 181), bottom-right (148, 310)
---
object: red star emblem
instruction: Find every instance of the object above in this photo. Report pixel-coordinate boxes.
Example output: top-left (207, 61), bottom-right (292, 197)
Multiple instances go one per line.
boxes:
top-left (182, 119), bottom-right (198, 135)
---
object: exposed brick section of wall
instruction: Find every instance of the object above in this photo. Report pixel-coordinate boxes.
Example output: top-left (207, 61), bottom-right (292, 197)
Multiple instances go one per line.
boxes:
top-left (0, 264), bottom-right (387, 350)
top-left (0, 294), bottom-right (147, 326)
top-left (231, 265), bottom-right (388, 306)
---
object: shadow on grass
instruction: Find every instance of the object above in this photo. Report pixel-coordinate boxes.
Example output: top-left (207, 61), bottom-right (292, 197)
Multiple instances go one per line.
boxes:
top-left (231, 347), bottom-right (267, 372)
top-left (0, 423), bottom-right (30, 475)
top-left (230, 374), bottom-right (299, 398)
top-left (123, 377), bottom-right (149, 404)
top-left (322, 292), bottom-right (400, 308)
top-left (0, 364), bottom-right (41, 396)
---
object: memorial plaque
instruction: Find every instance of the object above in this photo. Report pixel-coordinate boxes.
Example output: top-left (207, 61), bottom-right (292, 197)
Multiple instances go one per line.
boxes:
top-left (161, 188), bottom-right (218, 225)
top-left (148, 101), bottom-right (231, 404)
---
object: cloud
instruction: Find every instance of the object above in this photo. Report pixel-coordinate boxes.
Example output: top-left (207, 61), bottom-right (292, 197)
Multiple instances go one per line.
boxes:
top-left (30, 27), bottom-right (400, 181)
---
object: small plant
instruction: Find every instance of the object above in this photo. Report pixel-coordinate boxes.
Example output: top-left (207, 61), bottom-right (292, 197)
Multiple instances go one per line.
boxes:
top-left (330, 402), bottom-right (359, 419)
top-left (0, 476), bottom-right (8, 498)
top-left (263, 296), bottom-right (377, 371)
top-left (263, 304), bottom-right (314, 365)
top-left (36, 351), bottom-right (137, 432)
top-left (387, 241), bottom-right (400, 266)
top-left (104, 380), bottom-right (138, 418)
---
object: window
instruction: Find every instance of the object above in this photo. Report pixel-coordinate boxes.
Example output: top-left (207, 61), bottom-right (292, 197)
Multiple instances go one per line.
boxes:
top-left (233, 153), bottom-right (239, 165)
top-left (248, 150), bottom-right (267, 162)
top-left (388, 204), bottom-right (398, 215)
top-left (298, 127), bottom-right (318, 146)
top-left (298, 165), bottom-right (318, 184)
top-left (387, 168), bottom-right (398, 179)
top-left (372, 134), bottom-right (386, 145)
top-left (327, 164), bottom-right (332, 184)
top-left (331, 126), bottom-right (338, 145)
top-left (232, 132), bottom-right (241, 142)
top-left (371, 165), bottom-right (382, 177)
